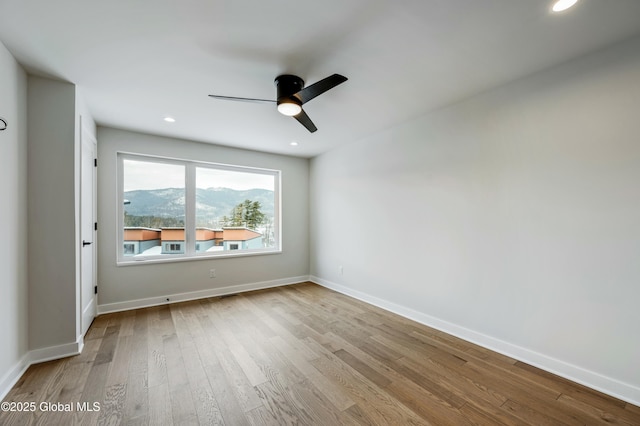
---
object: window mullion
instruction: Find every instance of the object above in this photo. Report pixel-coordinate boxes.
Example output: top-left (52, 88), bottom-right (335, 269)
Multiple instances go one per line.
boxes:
top-left (185, 163), bottom-right (196, 256)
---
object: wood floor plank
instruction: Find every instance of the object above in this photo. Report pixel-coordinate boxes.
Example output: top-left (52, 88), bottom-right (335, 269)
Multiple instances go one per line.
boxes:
top-left (340, 403), bottom-right (384, 425)
top-left (106, 335), bottom-right (133, 387)
top-left (203, 337), bottom-right (263, 413)
top-left (375, 324), bottom-right (470, 371)
top-left (245, 298), bottom-right (320, 362)
top-left (2, 282), bottom-right (639, 425)
top-left (252, 379), bottom-right (309, 425)
top-left (268, 335), bottom-right (355, 411)
top-left (209, 309), bottom-right (269, 387)
top-left (148, 382), bottom-right (173, 426)
top-left (172, 303), bottom-right (225, 425)
top-left (177, 301), bottom-right (249, 425)
top-left (8, 359), bottom-right (65, 400)
top-left (97, 382), bottom-right (127, 425)
top-left (315, 331), bottom-right (415, 388)
top-left (626, 402), bottom-right (640, 416)
top-left (116, 312), bottom-right (136, 337)
top-left (458, 399), bottom-right (524, 426)
top-left (233, 317), bottom-right (351, 425)
top-left (163, 331), bottom-right (200, 425)
top-left (557, 393), bottom-right (640, 426)
top-left (384, 378), bottom-right (472, 425)
top-left (304, 338), bottom-right (428, 425)
top-left (245, 405), bottom-right (283, 426)
top-left (124, 309), bottom-right (150, 423)
top-left (56, 356), bottom-right (96, 404)
top-left (358, 337), bottom-right (405, 363)
top-left (332, 348), bottom-right (392, 389)
top-left (76, 360), bottom-right (110, 425)
top-left (516, 361), bottom-right (630, 414)
top-left (319, 332), bottom-right (472, 425)
top-left (502, 398), bottom-right (571, 426)
top-left (197, 306), bottom-right (263, 419)
top-left (201, 360), bottom-right (251, 426)
top-left (406, 331), bottom-right (583, 420)
top-left (84, 314), bottom-right (109, 341)
top-left (459, 359), bottom-right (583, 424)
top-left (397, 348), bottom-right (509, 410)
top-left (147, 308), bottom-right (170, 390)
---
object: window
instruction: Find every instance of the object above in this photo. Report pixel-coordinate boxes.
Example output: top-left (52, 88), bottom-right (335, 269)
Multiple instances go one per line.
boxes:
top-left (165, 243), bottom-right (182, 253)
top-left (118, 153), bottom-right (280, 264)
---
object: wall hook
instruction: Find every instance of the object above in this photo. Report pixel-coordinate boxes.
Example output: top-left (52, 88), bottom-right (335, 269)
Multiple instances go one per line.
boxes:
top-left (0, 117), bottom-right (7, 131)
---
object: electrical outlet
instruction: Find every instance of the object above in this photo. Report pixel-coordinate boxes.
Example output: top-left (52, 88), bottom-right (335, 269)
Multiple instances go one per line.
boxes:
top-left (209, 269), bottom-right (216, 278)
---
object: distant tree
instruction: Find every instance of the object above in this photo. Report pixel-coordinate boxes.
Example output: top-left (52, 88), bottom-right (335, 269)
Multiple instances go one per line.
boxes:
top-left (262, 217), bottom-right (274, 247)
top-left (226, 200), bottom-right (265, 230)
top-left (124, 212), bottom-right (184, 228)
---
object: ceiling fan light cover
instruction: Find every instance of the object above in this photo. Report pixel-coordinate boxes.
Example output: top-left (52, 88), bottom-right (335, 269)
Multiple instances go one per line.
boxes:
top-left (277, 101), bottom-right (302, 116)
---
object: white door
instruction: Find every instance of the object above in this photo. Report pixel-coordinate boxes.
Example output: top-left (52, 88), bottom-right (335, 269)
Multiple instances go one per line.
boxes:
top-left (80, 125), bottom-right (97, 336)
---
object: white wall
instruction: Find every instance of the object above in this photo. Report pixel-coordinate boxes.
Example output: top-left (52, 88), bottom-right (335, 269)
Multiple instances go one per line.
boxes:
top-left (0, 41), bottom-right (28, 398)
top-left (310, 35), bottom-right (640, 405)
top-left (27, 77), bottom-right (79, 351)
top-left (97, 127), bottom-right (309, 310)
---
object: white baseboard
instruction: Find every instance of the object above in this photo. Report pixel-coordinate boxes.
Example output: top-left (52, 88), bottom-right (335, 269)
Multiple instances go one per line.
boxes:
top-left (27, 340), bottom-right (83, 365)
top-left (98, 275), bottom-right (310, 314)
top-left (0, 354), bottom-right (30, 402)
top-left (310, 275), bottom-right (640, 407)
top-left (1, 338), bottom-right (83, 401)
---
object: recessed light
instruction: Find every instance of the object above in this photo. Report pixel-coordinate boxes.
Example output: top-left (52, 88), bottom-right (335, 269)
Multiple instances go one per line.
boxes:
top-left (163, 116), bottom-right (176, 123)
top-left (552, 0), bottom-right (578, 12)
top-left (290, 141), bottom-right (299, 146)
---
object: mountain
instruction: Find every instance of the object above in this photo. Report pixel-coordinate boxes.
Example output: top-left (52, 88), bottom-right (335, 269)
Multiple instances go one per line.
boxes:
top-left (124, 187), bottom-right (274, 226)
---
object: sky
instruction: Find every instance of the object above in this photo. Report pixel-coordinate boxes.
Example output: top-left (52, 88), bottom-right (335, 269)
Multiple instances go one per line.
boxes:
top-left (123, 159), bottom-right (275, 192)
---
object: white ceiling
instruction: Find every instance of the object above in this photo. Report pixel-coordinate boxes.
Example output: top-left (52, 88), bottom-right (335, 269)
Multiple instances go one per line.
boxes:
top-left (2, 0), bottom-right (640, 158)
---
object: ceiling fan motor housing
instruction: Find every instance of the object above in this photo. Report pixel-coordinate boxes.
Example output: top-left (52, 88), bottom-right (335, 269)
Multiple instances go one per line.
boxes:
top-left (275, 74), bottom-right (304, 107)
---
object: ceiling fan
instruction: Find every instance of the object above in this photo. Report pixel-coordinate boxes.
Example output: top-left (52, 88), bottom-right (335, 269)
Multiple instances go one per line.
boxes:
top-left (208, 73), bottom-right (347, 133)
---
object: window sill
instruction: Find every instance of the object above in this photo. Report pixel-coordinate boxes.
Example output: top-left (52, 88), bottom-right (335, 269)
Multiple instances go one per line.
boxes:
top-left (116, 248), bottom-right (282, 267)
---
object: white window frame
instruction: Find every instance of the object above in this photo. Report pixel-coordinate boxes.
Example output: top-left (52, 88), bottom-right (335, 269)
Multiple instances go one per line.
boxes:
top-left (117, 152), bottom-right (281, 265)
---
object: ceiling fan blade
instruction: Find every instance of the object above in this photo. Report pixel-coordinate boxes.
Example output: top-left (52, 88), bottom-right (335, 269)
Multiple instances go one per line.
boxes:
top-left (293, 74), bottom-right (348, 105)
top-left (293, 109), bottom-right (318, 133)
top-left (208, 94), bottom-right (275, 104)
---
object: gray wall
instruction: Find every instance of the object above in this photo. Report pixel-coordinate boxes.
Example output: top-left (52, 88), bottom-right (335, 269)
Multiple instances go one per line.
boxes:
top-left (0, 41), bottom-right (28, 394)
top-left (97, 127), bottom-right (309, 307)
top-left (310, 35), bottom-right (640, 404)
top-left (27, 77), bottom-right (78, 350)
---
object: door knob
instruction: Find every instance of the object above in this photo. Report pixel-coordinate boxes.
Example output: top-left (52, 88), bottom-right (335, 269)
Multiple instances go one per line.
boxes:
top-left (82, 240), bottom-right (93, 247)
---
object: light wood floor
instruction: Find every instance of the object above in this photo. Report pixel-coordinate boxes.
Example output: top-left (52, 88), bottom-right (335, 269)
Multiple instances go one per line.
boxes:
top-left (2, 282), bottom-right (639, 425)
